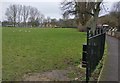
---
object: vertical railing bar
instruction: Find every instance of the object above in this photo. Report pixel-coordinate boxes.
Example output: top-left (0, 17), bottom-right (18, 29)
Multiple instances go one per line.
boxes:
top-left (86, 27), bottom-right (90, 83)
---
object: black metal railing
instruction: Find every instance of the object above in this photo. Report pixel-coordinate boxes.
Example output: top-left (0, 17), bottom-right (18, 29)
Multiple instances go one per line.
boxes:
top-left (82, 27), bottom-right (106, 83)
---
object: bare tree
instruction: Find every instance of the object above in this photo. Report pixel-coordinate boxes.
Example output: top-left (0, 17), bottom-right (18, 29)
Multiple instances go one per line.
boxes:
top-left (90, 1), bottom-right (102, 31)
top-left (46, 17), bottom-right (51, 27)
top-left (61, 0), bottom-right (103, 31)
top-left (38, 14), bottom-right (45, 27)
top-left (5, 4), bottom-right (18, 27)
top-left (22, 5), bottom-right (30, 27)
top-left (29, 7), bottom-right (40, 27)
top-left (75, 1), bottom-right (95, 31)
top-left (17, 4), bottom-right (22, 27)
top-left (5, 4), bottom-right (45, 28)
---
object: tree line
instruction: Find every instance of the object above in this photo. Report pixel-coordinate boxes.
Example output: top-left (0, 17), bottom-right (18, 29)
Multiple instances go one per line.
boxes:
top-left (2, 4), bottom-right (78, 28)
top-left (2, 1), bottom-right (120, 31)
top-left (4, 4), bottom-right (43, 27)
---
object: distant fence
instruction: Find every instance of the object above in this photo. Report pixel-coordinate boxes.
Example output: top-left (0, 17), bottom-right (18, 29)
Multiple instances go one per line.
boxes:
top-left (106, 27), bottom-right (120, 39)
top-left (82, 27), bottom-right (106, 83)
top-left (107, 28), bottom-right (117, 36)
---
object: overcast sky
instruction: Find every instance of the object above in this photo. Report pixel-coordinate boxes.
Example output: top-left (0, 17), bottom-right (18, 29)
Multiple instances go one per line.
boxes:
top-left (0, 0), bottom-right (120, 21)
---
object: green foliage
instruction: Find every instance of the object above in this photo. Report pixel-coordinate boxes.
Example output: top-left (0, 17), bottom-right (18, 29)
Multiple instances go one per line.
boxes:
top-left (67, 71), bottom-right (77, 79)
top-left (2, 27), bottom-right (86, 81)
top-left (0, 28), bottom-right (2, 82)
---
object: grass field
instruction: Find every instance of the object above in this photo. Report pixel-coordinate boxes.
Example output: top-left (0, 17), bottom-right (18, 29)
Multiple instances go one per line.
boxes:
top-left (2, 27), bottom-right (86, 81)
top-left (0, 27), bottom-right (2, 82)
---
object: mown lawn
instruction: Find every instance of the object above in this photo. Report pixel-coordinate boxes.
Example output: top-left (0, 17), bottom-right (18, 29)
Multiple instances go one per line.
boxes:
top-left (2, 27), bottom-right (86, 81)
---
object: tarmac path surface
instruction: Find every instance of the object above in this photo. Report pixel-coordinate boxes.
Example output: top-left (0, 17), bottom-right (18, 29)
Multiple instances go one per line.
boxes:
top-left (99, 35), bottom-right (119, 83)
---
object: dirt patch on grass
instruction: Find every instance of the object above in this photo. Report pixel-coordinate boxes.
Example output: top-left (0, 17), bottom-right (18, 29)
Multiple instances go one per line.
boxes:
top-left (22, 66), bottom-right (86, 81)
top-left (23, 70), bottom-right (70, 81)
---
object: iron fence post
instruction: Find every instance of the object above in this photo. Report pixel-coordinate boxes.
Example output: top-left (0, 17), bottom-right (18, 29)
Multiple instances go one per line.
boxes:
top-left (86, 27), bottom-right (90, 83)
top-left (83, 27), bottom-right (106, 83)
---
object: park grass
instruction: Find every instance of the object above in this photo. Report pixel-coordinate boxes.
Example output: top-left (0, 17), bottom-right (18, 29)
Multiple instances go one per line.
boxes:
top-left (0, 27), bottom-right (2, 82)
top-left (2, 27), bottom-right (86, 81)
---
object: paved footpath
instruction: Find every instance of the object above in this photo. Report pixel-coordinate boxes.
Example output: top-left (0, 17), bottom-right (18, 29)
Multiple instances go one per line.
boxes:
top-left (99, 35), bottom-right (119, 82)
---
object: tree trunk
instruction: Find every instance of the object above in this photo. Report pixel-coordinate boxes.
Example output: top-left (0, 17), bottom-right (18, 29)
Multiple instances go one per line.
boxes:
top-left (91, 9), bottom-right (99, 31)
top-left (78, 24), bottom-right (86, 32)
top-left (13, 23), bottom-right (15, 27)
top-left (77, 21), bottom-right (86, 32)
